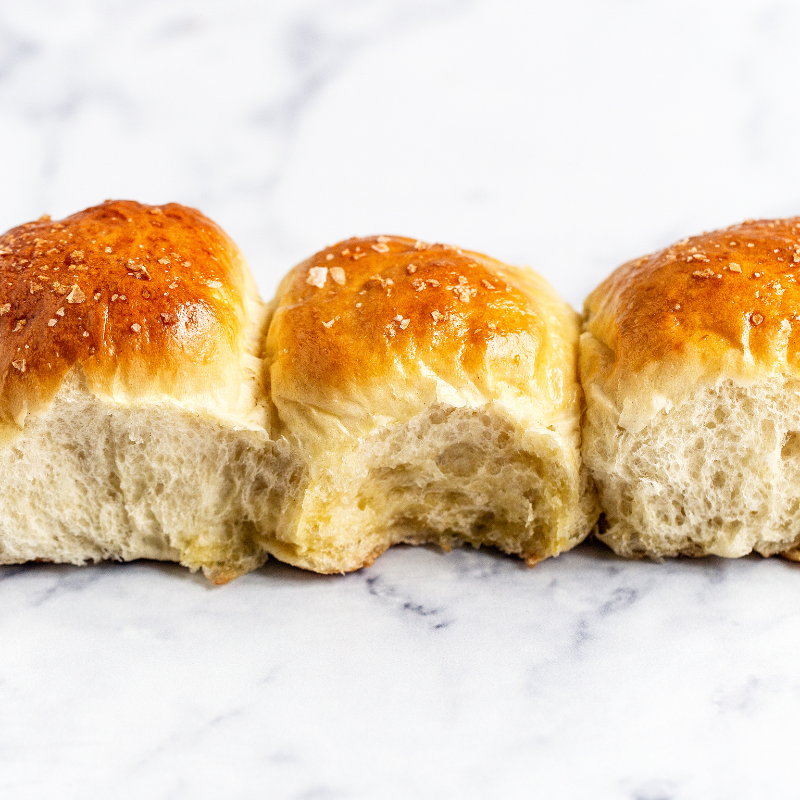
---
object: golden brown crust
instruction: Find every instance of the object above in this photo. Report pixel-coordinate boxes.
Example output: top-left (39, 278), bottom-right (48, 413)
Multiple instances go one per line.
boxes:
top-left (267, 235), bottom-right (580, 439)
top-left (584, 217), bottom-right (800, 429)
top-left (0, 200), bottom-right (251, 430)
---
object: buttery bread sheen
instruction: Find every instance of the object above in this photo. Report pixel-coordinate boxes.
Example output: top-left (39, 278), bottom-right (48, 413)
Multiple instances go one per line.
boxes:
top-left (583, 217), bottom-right (800, 559)
top-left (266, 236), bottom-right (598, 572)
top-left (0, 201), bottom-right (275, 424)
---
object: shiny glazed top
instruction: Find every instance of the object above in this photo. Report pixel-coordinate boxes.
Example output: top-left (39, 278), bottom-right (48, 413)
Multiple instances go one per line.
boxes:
top-left (584, 217), bottom-right (800, 430)
top-left (268, 235), bottom-right (581, 444)
top-left (0, 200), bottom-right (253, 431)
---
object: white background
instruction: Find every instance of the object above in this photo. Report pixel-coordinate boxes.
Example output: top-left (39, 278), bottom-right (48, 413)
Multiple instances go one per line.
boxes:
top-left (2, 1), bottom-right (800, 798)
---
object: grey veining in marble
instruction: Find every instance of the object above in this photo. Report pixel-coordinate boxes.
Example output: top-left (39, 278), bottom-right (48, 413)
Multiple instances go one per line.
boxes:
top-left (2, 1), bottom-right (800, 797)
top-left (4, 546), bottom-right (800, 798)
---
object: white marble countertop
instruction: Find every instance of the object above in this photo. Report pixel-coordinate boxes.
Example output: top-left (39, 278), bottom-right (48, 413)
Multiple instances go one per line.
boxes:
top-left (2, 1), bottom-right (800, 797)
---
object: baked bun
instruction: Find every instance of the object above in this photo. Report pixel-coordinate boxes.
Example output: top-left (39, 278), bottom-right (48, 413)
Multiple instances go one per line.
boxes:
top-left (0, 201), bottom-right (298, 582)
top-left (582, 217), bottom-right (800, 559)
top-left (265, 236), bottom-right (597, 572)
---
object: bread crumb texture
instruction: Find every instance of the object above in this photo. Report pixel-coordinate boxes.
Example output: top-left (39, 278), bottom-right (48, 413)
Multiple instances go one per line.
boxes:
top-left (0, 371), bottom-right (300, 583)
top-left (586, 377), bottom-right (800, 560)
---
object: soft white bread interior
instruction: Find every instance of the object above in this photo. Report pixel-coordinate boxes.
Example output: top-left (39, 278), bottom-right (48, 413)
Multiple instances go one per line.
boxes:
top-left (582, 217), bottom-right (800, 560)
top-left (265, 236), bottom-right (598, 572)
top-left (0, 201), bottom-right (300, 582)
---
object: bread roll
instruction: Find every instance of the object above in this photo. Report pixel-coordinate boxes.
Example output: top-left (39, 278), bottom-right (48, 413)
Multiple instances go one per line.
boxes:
top-left (265, 236), bottom-right (597, 572)
top-left (0, 201), bottom-right (299, 583)
top-left (582, 217), bottom-right (800, 559)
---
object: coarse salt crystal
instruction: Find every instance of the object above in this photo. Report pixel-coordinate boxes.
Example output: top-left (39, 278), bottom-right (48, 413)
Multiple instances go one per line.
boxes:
top-left (66, 285), bottom-right (86, 304)
top-left (306, 266), bottom-right (328, 288)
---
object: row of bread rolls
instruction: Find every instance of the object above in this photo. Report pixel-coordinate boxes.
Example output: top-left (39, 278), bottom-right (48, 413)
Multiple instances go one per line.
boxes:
top-left (0, 200), bottom-right (794, 581)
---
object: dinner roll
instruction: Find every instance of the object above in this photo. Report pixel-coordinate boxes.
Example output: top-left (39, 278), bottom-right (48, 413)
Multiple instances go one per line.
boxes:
top-left (582, 217), bottom-right (800, 560)
top-left (265, 236), bottom-right (597, 572)
top-left (0, 201), bottom-right (298, 582)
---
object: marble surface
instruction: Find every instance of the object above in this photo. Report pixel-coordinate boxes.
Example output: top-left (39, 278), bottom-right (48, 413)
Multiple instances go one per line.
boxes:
top-left (2, 1), bottom-right (800, 797)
